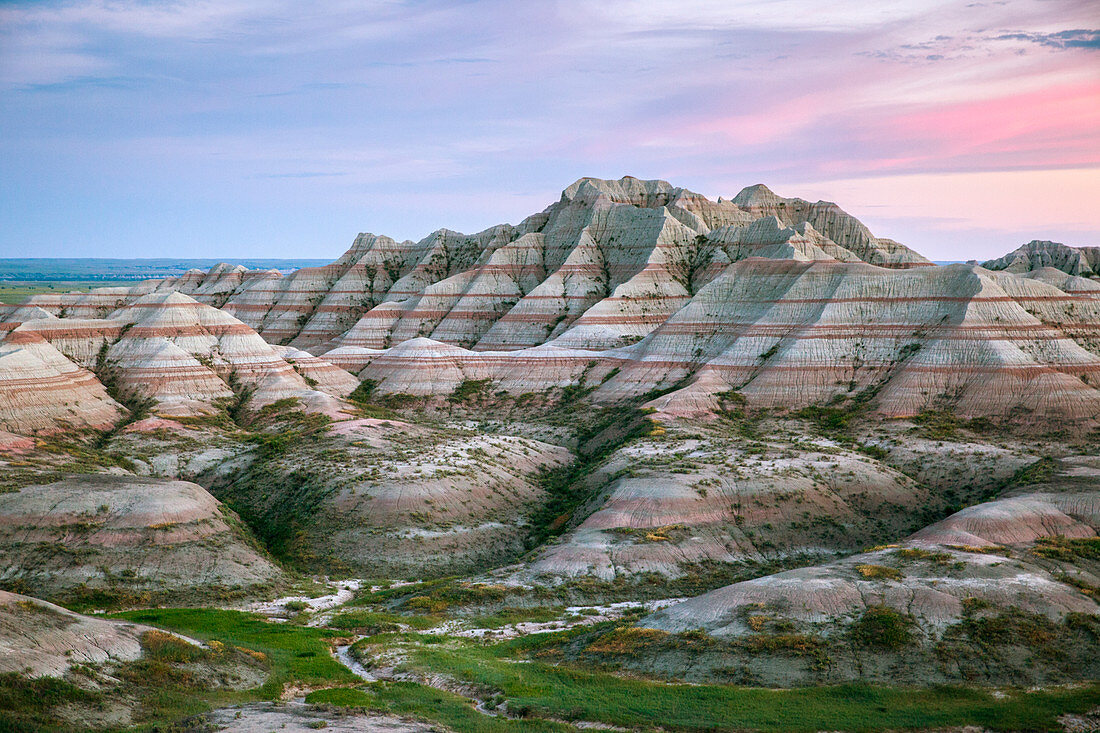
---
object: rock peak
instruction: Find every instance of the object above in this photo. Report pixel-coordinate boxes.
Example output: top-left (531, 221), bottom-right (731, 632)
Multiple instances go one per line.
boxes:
top-left (731, 183), bottom-right (781, 207)
top-left (560, 176), bottom-right (678, 203)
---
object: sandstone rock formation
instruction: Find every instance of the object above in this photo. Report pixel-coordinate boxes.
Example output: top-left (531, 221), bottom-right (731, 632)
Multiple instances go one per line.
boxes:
top-left (644, 455), bottom-right (1100, 635)
top-left (0, 590), bottom-right (150, 677)
top-left (7, 178), bottom-right (1097, 431)
top-left (0, 475), bottom-right (284, 604)
top-left (334, 259), bottom-right (1100, 428)
top-left (0, 293), bottom-right (357, 433)
top-left (983, 240), bottom-right (1100, 278)
top-left (0, 329), bottom-right (123, 433)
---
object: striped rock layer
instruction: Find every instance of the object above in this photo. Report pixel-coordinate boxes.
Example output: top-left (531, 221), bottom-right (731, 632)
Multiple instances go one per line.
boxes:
top-left (0, 475), bottom-right (285, 604)
top-left (644, 456), bottom-right (1100, 636)
top-left (982, 240), bottom-right (1100, 278)
top-left (0, 292), bottom-right (357, 433)
top-left (8, 177), bottom-right (930, 354)
top-left (336, 260), bottom-right (1100, 428)
top-left (3, 177), bottom-right (1098, 428)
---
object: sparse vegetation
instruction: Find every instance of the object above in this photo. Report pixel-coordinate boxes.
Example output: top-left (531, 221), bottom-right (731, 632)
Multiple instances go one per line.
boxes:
top-left (848, 606), bottom-right (915, 650)
top-left (855, 564), bottom-right (903, 581)
top-left (449, 378), bottom-right (493, 404)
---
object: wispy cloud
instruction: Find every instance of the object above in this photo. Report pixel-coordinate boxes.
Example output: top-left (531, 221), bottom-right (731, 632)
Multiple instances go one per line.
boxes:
top-left (995, 28), bottom-right (1100, 49)
top-left (0, 0), bottom-right (1097, 259)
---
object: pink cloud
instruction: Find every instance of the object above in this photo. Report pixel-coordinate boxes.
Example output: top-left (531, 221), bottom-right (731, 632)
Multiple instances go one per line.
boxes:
top-left (875, 81), bottom-right (1100, 167)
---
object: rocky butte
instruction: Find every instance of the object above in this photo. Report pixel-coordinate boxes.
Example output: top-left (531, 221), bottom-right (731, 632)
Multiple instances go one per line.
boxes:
top-left (0, 177), bottom-right (1098, 731)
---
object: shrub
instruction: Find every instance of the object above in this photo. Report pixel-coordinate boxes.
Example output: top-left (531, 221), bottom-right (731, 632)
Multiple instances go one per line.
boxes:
top-left (893, 548), bottom-right (953, 565)
top-left (405, 596), bottom-right (450, 614)
top-left (448, 378), bottom-right (492, 404)
top-left (952, 608), bottom-right (1057, 647)
top-left (1031, 536), bottom-right (1100, 562)
top-left (848, 606), bottom-right (914, 650)
top-left (329, 611), bottom-right (403, 635)
top-left (746, 633), bottom-right (824, 655)
top-left (912, 409), bottom-right (958, 439)
top-left (140, 630), bottom-right (208, 663)
top-left (585, 627), bottom-right (670, 655)
top-left (858, 443), bottom-right (889, 460)
top-left (856, 564), bottom-right (903, 581)
top-left (1011, 456), bottom-right (1057, 486)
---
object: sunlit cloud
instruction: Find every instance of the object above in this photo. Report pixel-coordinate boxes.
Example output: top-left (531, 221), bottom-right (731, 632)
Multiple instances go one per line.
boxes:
top-left (0, 0), bottom-right (1097, 259)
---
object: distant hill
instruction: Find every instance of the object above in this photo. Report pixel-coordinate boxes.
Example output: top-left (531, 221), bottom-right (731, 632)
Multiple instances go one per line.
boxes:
top-left (3, 176), bottom-right (1098, 431)
top-left (0, 257), bottom-right (331, 281)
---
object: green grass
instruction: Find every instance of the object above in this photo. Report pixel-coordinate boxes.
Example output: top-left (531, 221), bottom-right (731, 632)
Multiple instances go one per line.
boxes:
top-left (0, 638), bottom-right (260, 731)
top-left (0, 672), bottom-right (101, 731)
top-left (11, 604), bottom-right (1091, 732)
top-left (464, 606), bottom-right (564, 630)
top-left (329, 609), bottom-right (438, 633)
top-left (373, 681), bottom-right (575, 732)
top-left (113, 608), bottom-right (356, 698)
top-left (375, 637), bottom-right (1100, 732)
top-left (304, 686), bottom-right (379, 708)
top-left (0, 279), bottom-right (135, 304)
top-left (1031, 535), bottom-right (1100, 561)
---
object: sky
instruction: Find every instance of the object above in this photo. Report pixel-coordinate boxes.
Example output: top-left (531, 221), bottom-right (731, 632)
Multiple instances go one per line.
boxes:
top-left (0, 0), bottom-right (1097, 261)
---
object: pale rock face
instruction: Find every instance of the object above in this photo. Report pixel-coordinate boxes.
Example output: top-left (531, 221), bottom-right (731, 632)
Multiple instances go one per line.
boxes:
top-left (643, 456), bottom-right (1100, 636)
top-left (0, 329), bottom-right (123, 433)
top-left (0, 590), bottom-right (150, 678)
top-left (983, 240), bottom-right (1100, 278)
top-left (730, 183), bottom-right (931, 268)
top-left (0, 475), bottom-right (284, 602)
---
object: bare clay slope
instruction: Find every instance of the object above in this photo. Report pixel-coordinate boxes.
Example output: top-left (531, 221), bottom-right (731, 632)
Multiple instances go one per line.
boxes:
top-left (0, 475), bottom-right (284, 605)
top-left (0, 292), bottom-right (357, 434)
top-left (204, 413), bottom-right (571, 578)
top-left (633, 455), bottom-right (1100, 685)
top-left (0, 590), bottom-right (148, 678)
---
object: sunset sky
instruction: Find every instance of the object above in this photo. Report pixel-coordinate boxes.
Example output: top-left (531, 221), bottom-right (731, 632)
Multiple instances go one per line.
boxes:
top-left (1, 0), bottom-right (1097, 260)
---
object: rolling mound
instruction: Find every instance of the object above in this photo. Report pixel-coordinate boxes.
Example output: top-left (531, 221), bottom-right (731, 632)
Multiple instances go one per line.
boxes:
top-left (526, 427), bottom-right (930, 580)
top-left (512, 408), bottom-right (1040, 584)
top-left (206, 416), bottom-right (571, 577)
top-left (0, 590), bottom-right (150, 677)
top-left (0, 475), bottom-right (284, 605)
top-left (630, 456), bottom-right (1100, 685)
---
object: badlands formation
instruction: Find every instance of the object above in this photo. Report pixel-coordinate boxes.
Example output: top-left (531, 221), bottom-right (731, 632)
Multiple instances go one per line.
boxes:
top-left (1, 177), bottom-right (1099, 731)
top-left (3, 177), bottom-right (1097, 437)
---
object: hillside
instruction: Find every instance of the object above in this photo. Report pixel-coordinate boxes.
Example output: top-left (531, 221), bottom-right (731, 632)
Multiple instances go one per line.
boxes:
top-left (1, 177), bottom-right (1098, 731)
top-left (2, 177), bottom-right (1098, 435)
